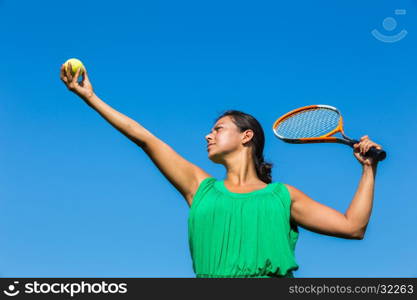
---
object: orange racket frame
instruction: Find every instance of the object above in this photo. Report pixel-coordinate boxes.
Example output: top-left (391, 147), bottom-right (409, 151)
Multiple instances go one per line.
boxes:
top-left (272, 104), bottom-right (386, 161)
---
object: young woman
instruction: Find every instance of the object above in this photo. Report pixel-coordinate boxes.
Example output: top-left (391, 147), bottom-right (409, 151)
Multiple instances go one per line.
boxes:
top-left (60, 64), bottom-right (382, 278)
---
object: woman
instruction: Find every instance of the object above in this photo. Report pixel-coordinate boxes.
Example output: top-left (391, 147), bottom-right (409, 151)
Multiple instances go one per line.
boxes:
top-left (60, 64), bottom-right (382, 278)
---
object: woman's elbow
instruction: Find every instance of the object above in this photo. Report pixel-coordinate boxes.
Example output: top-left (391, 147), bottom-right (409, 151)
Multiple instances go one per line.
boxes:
top-left (349, 226), bottom-right (366, 240)
top-left (350, 231), bottom-right (365, 240)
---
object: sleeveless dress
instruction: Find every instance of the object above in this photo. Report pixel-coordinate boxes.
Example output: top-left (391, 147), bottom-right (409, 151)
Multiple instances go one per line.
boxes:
top-left (188, 177), bottom-right (299, 278)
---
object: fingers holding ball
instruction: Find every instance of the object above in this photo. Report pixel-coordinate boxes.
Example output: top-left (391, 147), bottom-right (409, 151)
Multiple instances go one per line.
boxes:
top-left (63, 58), bottom-right (85, 80)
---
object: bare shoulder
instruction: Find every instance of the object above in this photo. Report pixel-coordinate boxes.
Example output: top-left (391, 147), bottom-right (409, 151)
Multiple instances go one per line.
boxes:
top-left (283, 183), bottom-right (296, 199)
top-left (283, 183), bottom-right (306, 203)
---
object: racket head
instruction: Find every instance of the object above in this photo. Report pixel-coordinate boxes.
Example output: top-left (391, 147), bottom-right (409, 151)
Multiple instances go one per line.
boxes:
top-left (272, 104), bottom-right (353, 145)
top-left (272, 104), bottom-right (387, 161)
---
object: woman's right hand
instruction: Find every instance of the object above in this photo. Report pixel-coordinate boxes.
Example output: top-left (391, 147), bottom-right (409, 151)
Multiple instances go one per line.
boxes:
top-left (60, 62), bottom-right (95, 100)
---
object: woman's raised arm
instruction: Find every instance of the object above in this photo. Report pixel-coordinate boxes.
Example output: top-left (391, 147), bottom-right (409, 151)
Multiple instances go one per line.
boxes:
top-left (287, 136), bottom-right (382, 240)
top-left (60, 63), bottom-right (212, 206)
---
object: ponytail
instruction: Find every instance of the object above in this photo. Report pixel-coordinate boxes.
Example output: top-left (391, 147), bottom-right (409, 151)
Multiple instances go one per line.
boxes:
top-left (254, 154), bottom-right (273, 184)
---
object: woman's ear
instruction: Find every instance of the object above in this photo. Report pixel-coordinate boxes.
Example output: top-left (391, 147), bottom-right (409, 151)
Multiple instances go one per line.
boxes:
top-left (242, 129), bottom-right (254, 144)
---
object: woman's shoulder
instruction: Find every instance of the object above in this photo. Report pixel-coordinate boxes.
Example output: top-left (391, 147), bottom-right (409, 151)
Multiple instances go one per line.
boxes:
top-left (189, 177), bottom-right (217, 207)
top-left (270, 181), bottom-right (290, 190)
top-left (270, 182), bottom-right (293, 201)
top-left (196, 176), bottom-right (217, 190)
top-left (273, 183), bottom-right (307, 204)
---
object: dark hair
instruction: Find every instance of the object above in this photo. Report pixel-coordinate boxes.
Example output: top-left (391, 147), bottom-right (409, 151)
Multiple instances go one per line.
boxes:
top-left (215, 110), bottom-right (273, 184)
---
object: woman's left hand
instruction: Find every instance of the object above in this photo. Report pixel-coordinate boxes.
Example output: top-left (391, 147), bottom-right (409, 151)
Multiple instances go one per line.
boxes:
top-left (353, 135), bottom-right (383, 167)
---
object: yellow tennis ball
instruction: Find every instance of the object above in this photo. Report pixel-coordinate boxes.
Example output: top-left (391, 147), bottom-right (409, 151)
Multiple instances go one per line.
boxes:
top-left (64, 58), bottom-right (85, 77)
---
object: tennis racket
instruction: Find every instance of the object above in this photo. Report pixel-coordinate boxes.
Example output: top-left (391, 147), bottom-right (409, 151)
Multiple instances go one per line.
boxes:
top-left (272, 104), bottom-right (386, 161)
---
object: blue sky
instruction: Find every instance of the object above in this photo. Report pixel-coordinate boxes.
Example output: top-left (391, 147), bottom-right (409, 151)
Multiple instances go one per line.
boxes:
top-left (1, 0), bottom-right (416, 277)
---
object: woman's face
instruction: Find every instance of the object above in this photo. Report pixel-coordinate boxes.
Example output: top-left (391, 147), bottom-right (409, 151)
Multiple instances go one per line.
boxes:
top-left (205, 116), bottom-right (250, 163)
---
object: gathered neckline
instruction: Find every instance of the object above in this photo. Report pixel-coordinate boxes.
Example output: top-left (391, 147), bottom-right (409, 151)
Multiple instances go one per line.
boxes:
top-left (217, 179), bottom-right (275, 197)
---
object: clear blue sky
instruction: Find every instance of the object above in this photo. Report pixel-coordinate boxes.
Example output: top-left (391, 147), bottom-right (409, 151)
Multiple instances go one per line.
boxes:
top-left (1, 0), bottom-right (416, 278)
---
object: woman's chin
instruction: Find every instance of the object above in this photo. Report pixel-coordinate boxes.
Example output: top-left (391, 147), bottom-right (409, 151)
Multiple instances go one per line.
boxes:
top-left (208, 152), bottom-right (223, 164)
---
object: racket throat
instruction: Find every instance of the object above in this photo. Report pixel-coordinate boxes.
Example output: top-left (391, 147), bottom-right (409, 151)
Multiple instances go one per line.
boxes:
top-left (340, 132), bottom-right (358, 147)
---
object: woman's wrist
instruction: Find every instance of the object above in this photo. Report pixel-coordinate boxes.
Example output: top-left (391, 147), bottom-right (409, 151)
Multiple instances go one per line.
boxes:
top-left (81, 91), bottom-right (95, 101)
top-left (362, 163), bottom-right (377, 175)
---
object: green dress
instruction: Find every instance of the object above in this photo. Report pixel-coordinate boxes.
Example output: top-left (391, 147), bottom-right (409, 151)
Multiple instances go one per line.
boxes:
top-left (188, 177), bottom-right (299, 278)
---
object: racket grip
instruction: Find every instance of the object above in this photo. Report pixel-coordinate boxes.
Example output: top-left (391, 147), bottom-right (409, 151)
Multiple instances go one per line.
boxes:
top-left (350, 139), bottom-right (386, 162)
top-left (366, 146), bottom-right (387, 161)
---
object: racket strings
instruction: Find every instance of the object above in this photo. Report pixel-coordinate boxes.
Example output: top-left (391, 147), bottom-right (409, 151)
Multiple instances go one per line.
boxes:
top-left (275, 108), bottom-right (340, 139)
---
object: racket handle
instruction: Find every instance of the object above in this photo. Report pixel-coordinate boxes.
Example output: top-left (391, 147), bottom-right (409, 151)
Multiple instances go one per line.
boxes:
top-left (350, 139), bottom-right (386, 161)
top-left (365, 147), bottom-right (387, 161)
top-left (366, 146), bottom-right (387, 161)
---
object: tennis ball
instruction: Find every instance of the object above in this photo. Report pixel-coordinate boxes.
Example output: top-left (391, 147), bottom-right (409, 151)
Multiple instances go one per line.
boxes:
top-left (64, 58), bottom-right (85, 77)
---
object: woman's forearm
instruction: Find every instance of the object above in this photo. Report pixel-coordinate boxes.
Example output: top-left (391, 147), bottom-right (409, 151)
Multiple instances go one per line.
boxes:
top-left (82, 93), bottom-right (152, 147)
top-left (344, 164), bottom-right (377, 237)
